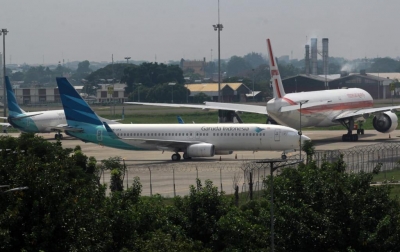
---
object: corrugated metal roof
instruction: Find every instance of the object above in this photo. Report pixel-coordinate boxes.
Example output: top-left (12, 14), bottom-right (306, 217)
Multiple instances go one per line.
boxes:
top-left (368, 73), bottom-right (400, 80)
top-left (185, 83), bottom-right (244, 92)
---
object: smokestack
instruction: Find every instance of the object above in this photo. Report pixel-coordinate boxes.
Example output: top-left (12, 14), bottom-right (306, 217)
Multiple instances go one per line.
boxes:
top-left (322, 38), bottom-right (329, 76)
top-left (311, 38), bottom-right (318, 75)
top-left (305, 45), bottom-right (310, 75)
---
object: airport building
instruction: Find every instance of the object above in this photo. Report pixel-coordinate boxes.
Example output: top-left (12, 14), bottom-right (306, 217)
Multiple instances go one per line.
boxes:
top-left (185, 83), bottom-right (252, 102)
top-left (0, 83), bottom-right (128, 105)
top-left (282, 71), bottom-right (396, 99)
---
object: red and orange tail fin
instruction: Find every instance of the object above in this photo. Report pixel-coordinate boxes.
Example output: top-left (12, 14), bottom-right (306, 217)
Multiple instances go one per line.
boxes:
top-left (267, 39), bottom-right (286, 99)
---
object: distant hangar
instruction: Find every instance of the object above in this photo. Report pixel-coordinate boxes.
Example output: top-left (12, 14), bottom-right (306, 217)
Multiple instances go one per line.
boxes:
top-left (282, 71), bottom-right (398, 99)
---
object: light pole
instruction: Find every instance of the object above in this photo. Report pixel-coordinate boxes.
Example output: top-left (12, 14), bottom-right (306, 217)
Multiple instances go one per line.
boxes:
top-left (168, 82), bottom-right (176, 103)
top-left (136, 83), bottom-right (141, 102)
top-left (213, 0), bottom-right (223, 102)
top-left (299, 100), bottom-right (309, 161)
top-left (252, 69), bottom-right (255, 101)
top-left (125, 57), bottom-right (131, 64)
top-left (0, 28), bottom-right (8, 118)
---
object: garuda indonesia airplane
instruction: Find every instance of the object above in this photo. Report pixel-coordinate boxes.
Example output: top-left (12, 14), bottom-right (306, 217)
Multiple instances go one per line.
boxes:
top-left (1, 76), bottom-right (119, 139)
top-left (56, 77), bottom-right (310, 161)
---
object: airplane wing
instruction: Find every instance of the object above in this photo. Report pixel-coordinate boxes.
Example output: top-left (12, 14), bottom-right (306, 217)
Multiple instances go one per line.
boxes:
top-left (280, 100), bottom-right (333, 112)
top-left (125, 101), bottom-right (269, 115)
top-left (333, 105), bottom-right (400, 121)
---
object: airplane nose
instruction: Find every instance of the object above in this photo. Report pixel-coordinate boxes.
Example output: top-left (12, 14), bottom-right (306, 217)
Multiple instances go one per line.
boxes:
top-left (301, 134), bottom-right (311, 143)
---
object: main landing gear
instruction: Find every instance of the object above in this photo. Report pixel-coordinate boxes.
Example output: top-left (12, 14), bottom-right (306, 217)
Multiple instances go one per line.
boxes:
top-left (340, 118), bottom-right (364, 142)
top-left (55, 132), bottom-right (63, 140)
top-left (171, 152), bottom-right (192, 161)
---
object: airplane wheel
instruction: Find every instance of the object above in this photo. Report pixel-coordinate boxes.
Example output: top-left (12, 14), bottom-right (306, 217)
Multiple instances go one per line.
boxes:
top-left (352, 134), bottom-right (358, 141)
top-left (183, 152), bottom-right (191, 160)
top-left (281, 154), bottom-right (287, 160)
top-left (361, 129), bottom-right (365, 135)
top-left (171, 153), bottom-right (181, 161)
top-left (59, 134), bottom-right (63, 140)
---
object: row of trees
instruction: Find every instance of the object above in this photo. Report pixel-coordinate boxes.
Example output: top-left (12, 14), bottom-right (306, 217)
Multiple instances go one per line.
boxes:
top-left (1, 134), bottom-right (399, 251)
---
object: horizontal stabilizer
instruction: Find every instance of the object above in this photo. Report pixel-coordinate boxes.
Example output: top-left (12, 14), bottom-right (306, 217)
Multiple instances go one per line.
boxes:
top-left (9, 113), bottom-right (43, 120)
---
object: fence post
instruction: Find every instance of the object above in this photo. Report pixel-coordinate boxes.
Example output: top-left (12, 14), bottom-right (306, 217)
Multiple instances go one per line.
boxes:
top-left (220, 167), bottom-right (223, 192)
top-left (148, 167), bottom-right (152, 196)
top-left (173, 167), bottom-right (176, 197)
top-left (249, 171), bottom-right (253, 201)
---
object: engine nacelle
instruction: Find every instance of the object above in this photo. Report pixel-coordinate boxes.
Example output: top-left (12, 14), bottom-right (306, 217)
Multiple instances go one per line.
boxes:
top-left (215, 150), bottom-right (233, 155)
top-left (372, 111), bottom-right (398, 133)
top-left (186, 143), bottom-right (215, 157)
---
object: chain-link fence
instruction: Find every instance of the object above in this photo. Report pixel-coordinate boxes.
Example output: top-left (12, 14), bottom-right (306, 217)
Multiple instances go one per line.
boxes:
top-left (99, 142), bottom-right (400, 197)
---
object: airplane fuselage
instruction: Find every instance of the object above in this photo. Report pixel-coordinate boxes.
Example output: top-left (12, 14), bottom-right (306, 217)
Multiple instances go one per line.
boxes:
top-left (267, 88), bottom-right (373, 128)
top-left (8, 110), bottom-right (66, 133)
top-left (67, 123), bottom-right (307, 153)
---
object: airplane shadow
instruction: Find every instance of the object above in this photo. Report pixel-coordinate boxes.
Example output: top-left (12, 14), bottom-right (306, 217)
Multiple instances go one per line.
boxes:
top-left (312, 133), bottom-right (398, 146)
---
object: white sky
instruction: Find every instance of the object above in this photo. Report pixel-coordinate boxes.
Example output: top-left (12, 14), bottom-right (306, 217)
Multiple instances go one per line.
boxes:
top-left (1, 0), bottom-right (399, 65)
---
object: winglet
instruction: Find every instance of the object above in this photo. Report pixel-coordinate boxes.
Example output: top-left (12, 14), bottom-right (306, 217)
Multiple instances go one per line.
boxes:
top-left (56, 77), bottom-right (103, 126)
top-left (267, 39), bottom-right (286, 99)
top-left (5, 76), bottom-right (25, 116)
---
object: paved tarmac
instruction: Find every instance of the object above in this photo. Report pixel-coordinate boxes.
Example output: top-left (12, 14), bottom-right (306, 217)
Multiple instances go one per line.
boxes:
top-left (2, 130), bottom-right (399, 196)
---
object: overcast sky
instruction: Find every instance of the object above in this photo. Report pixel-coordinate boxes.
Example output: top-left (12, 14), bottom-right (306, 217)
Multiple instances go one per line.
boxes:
top-left (1, 0), bottom-right (399, 65)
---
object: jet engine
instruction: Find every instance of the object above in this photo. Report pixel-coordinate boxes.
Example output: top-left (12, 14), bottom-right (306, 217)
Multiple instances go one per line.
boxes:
top-left (186, 143), bottom-right (215, 157)
top-left (215, 150), bottom-right (233, 155)
top-left (372, 111), bottom-right (398, 133)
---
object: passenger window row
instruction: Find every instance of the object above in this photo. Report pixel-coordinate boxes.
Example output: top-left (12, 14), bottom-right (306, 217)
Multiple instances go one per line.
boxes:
top-left (115, 132), bottom-right (265, 137)
top-left (213, 132), bottom-right (265, 136)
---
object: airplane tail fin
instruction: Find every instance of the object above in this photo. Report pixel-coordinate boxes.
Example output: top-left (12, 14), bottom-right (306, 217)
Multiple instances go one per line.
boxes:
top-left (56, 77), bottom-right (103, 126)
top-left (267, 39), bottom-right (286, 99)
top-left (177, 115), bottom-right (185, 124)
top-left (5, 76), bottom-right (25, 116)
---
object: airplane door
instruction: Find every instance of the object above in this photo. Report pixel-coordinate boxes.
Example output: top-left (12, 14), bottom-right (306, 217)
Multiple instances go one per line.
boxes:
top-left (97, 129), bottom-right (103, 142)
top-left (274, 129), bottom-right (280, 141)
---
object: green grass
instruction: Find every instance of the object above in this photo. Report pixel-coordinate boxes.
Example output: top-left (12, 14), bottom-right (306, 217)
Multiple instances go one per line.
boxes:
top-left (372, 168), bottom-right (400, 182)
top-left (390, 185), bottom-right (400, 202)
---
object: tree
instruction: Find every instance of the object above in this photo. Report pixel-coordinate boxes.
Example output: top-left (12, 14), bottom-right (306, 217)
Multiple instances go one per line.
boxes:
top-left (243, 52), bottom-right (267, 69)
top-left (369, 57), bottom-right (400, 73)
top-left (173, 179), bottom-right (233, 250)
top-left (0, 133), bottom-right (110, 251)
top-left (76, 60), bottom-right (92, 74)
top-left (226, 56), bottom-right (251, 77)
top-left (100, 156), bottom-right (125, 192)
top-left (86, 63), bottom-right (129, 83)
top-left (264, 157), bottom-right (400, 251)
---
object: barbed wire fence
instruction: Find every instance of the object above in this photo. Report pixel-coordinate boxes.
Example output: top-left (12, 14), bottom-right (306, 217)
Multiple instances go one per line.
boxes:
top-left (99, 142), bottom-right (400, 198)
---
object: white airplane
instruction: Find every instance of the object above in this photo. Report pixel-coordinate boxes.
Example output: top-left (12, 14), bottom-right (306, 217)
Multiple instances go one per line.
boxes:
top-left (56, 77), bottom-right (310, 161)
top-left (125, 39), bottom-right (400, 142)
top-left (1, 76), bottom-right (119, 139)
